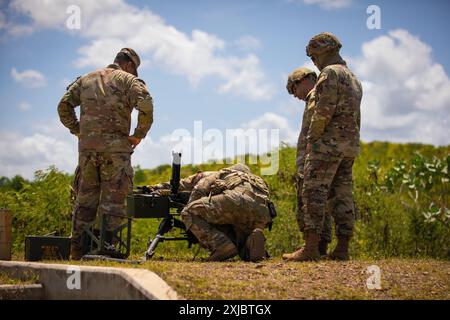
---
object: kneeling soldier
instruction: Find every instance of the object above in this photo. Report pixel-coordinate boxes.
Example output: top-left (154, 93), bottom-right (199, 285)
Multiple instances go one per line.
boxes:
top-left (163, 164), bottom-right (276, 262)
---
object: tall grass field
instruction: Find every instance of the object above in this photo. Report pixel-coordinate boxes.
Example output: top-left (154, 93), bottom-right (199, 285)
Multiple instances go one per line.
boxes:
top-left (1, 141), bottom-right (448, 260)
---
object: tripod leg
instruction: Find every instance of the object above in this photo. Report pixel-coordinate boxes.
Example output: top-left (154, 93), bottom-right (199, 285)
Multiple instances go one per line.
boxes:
top-left (145, 217), bottom-right (172, 260)
top-left (145, 235), bottom-right (162, 260)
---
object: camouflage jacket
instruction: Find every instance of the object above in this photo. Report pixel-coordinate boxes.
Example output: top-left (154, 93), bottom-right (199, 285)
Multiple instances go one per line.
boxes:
top-left (152, 171), bottom-right (217, 192)
top-left (58, 64), bottom-right (154, 153)
top-left (307, 60), bottom-right (362, 157)
top-left (189, 169), bottom-right (270, 203)
top-left (296, 89), bottom-right (316, 175)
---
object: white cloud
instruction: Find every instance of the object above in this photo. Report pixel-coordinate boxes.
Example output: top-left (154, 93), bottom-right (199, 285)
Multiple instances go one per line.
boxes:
top-left (291, 0), bottom-right (353, 10)
top-left (134, 112), bottom-right (298, 168)
top-left (349, 29), bottom-right (450, 145)
top-left (292, 30), bottom-right (449, 146)
top-left (0, 117), bottom-right (166, 179)
top-left (278, 98), bottom-right (304, 117)
top-left (300, 60), bottom-right (320, 74)
top-left (18, 101), bottom-right (31, 111)
top-left (8, 0), bottom-right (275, 101)
top-left (0, 10), bottom-right (32, 36)
top-left (0, 122), bottom-right (78, 179)
top-left (217, 54), bottom-right (275, 100)
top-left (235, 35), bottom-right (262, 51)
top-left (243, 112), bottom-right (297, 143)
top-left (131, 114), bottom-right (295, 176)
top-left (0, 111), bottom-right (298, 178)
top-left (11, 68), bottom-right (47, 88)
top-left (6, 24), bottom-right (34, 36)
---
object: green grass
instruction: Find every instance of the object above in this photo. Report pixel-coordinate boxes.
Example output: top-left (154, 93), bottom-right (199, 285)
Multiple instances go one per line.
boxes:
top-left (1, 141), bottom-right (449, 260)
top-left (50, 257), bottom-right (450, 300)
top-left (0, 272), bottom-right (39, 286)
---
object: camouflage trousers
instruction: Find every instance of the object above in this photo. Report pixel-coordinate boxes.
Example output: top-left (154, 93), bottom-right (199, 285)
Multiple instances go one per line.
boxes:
top-left (181, 186), bottom-right (272, 253)
top-left (71, 151), bottom-right (133, 249)
top-left (296, 175), bottom-right (333, 243)
top-left (302, 152), bottom-right (355, 237)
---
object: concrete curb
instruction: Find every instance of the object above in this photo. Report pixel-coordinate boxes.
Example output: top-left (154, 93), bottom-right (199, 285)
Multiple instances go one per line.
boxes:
top-left (0, 261), bottom-right (178, 300)
top-left (0, 284), bottom-right (45, 300)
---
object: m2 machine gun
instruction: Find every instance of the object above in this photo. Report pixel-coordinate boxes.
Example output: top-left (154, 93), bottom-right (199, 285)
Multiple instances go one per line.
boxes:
top-left (127, 152), bottom-right (198, 260)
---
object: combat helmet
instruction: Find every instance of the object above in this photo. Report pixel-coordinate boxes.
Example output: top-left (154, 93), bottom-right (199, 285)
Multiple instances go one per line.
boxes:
top-left (286, 67), bottom-right (316, 94)
top-left (306, 32), bottom-right (342, 57)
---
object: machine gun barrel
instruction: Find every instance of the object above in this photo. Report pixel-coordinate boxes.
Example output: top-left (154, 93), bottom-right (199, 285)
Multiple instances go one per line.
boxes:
top-left (170, 151), bottom-right (182, 194)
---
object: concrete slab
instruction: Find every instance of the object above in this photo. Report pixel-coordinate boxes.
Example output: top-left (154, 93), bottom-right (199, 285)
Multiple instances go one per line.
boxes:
top-left (0, 261), bottom-right (178, 300)
top-left (0, 284), bottom-right (44, 300)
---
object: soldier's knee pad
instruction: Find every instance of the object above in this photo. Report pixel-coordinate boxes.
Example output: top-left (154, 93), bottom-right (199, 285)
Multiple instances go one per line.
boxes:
top-left (181, 202), bottom-right (205, 228)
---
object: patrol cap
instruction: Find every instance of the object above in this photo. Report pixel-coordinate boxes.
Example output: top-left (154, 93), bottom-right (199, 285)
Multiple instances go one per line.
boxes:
top-left (119, 48), bottom-right (141, 76)
top-left (306, 32), bottom-right (342, 57)
top-left (286, 67), bottom-right (316, 94)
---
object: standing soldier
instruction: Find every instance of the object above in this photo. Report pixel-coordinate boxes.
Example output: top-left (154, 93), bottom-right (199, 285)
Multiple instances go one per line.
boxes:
top-left (282, 67), bottom-right (332, 260)
top-left (284, 33), bottom-right (362, 261)
top-left (180, 164), bottom-right (276, 262)
top-left (58, 48), bottom-right (154, 260)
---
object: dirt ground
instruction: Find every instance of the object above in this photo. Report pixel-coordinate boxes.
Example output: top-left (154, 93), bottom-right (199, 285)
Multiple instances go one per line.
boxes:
top-left (62, 257), bottom-right (450, 300)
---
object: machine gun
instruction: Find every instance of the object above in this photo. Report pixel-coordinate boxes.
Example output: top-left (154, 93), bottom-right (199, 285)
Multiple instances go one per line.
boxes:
top-left (127, 152), bottom-right (198, 260)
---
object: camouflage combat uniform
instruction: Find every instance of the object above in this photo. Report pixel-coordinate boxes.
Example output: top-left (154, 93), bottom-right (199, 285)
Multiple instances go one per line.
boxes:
top-left (180, 166), bottom-right (273, 258)
top-left (296, 88), bottom-right (332, 243)
top-left (151, 171), bottom-right (217, 192)
top-left (58, 54), bottom-right (154, 252)
top-left (302, 34), bottom-right (362, 239)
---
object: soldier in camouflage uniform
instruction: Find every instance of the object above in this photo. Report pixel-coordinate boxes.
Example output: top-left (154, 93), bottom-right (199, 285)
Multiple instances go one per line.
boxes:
top-left (178, 164), bottom-right (275, 262)
top-left (58, 48), bottom-right (154, 260)
top-left (284, 33), bottom-right (362, 261)
top-left (283, 67), bottom-right (333, 260)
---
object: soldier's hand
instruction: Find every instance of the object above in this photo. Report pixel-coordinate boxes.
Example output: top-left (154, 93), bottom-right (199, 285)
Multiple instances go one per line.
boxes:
top-left (128, 135), bottom-right (142, 149)
top-left (295, 172), bottom-right (304, 184)
top-left (146, 185), bottom-right (160, 193)
top-left (139, 185), bottom-right (153, 194)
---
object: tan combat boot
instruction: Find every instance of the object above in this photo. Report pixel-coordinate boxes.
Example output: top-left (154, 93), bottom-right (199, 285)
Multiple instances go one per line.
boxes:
top-left (282, 231), bottom-right (320, 261)
top-left (318, 240), bottom-right (329, 257)
top-left (243, 228), bottom-right (267, 262)
top-left (206, 242), bottom-right (238, 262)
top-left (329, 235), bottom-right (350, 261)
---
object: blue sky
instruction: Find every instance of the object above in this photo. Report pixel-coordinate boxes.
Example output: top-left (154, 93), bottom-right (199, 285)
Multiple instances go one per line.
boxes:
top-left (0, 0), bottom-right (449, 178)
